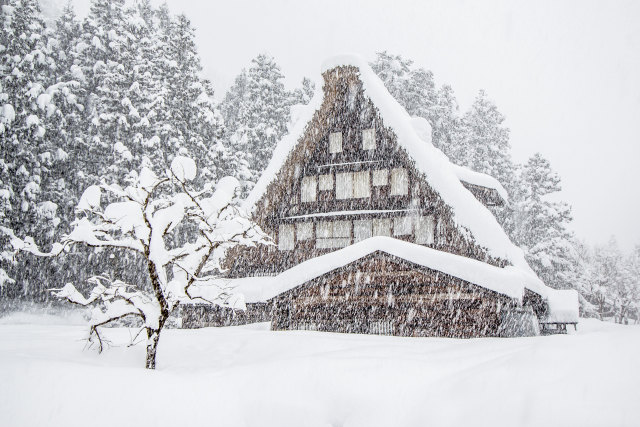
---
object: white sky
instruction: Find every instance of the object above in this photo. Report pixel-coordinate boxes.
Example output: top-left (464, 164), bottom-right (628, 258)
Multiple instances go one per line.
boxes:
top-left (55, 0), bottom-right (640, 251)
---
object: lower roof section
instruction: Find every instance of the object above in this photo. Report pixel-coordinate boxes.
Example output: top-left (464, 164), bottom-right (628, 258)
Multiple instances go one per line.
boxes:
top-left (210, 236), bottom-right (551, 303)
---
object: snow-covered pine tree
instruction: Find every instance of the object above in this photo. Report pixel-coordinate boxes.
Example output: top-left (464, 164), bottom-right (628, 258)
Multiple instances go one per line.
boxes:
top-left (430, 84), bottom-right (463, 160)
top-left (290, 77), bottom-right (315, 106)
top-left (510, 154), bottom-right (575, 290)
top-left (156, 11), bottom-right (228, 185)
top-left (0, 0), bottom-right (75, 298)
top-left (223, 54), bottom-right (291, 192)
top-left (370, 51), bottom-right (436, 119)
top-left (456, 90), bottom-right (516, 192)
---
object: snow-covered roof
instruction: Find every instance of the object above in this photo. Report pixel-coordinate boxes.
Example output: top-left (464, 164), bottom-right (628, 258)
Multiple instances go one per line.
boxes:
top-left (243, 54), bottom-right (530, 273)
top-left (226, 236), bottom-right (547, 303)
top-left (450, 164), bottom-right (509, 202)
top-left (542, 289), bottom-right (580, 324)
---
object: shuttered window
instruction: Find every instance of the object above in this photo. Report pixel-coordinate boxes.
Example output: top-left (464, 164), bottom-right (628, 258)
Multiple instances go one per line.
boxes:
top-left (415, 215), bottom-right (435, 244)
top-left (372, 218), bottom-right (392, 237)
top-left (318, 174), bottom-right (333, 191)
top-left (353, 170), bottom-right (370, 198)
top-left (278, 224), bottom-right (295, 250)
top-left (372, 169), bottom-right (388, 186)
top-left (329, 132), bottom-right (342, 153)
top-left (335, 172), bottom-right (353, 199)
top-left (316, 220), bottom-right (352, 249)
top-left (390, 168), bottom-right (408, 195)
top-left (393, 216), bottom-right (413, 236)
top-left (362, 128), bottom-right (376, 150)
top-left (301, 176), bottom-right (317, 202)
top-left (296, 222), bottom-right (313, 241)
top-left (353, 219), bottom-right (373, 242)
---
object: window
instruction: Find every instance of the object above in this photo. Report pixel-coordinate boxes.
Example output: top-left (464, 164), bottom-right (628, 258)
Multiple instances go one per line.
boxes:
top-left (372, 218), bottom-right (392, 237)
top-left (316, 220), bottom-right (351, 249)
top-left (372, 169), bottom-right (388, 186)
top-left (415, 215), bottom-right (435, 244)
top-left (300, 176), bottom-right (317, 202)
top-left (353, 170), bottom-right (370, 198)
top-left (390, 168), bottom-right (408, 195)
top-left (362, 128), bottom-right (376, 150)
top-left (335, 172), bottom-right (353, 199)
top-left (296, 222), bottom-right (313, 241)
top-left (329, 132), bottom-right (342, 153)
top-left (318, 174), bottom-right (333, 191)
top-left (353, 219), bottom-right (372, 242)
top-left (278, 224), bottom-right (294, 250)
top-left (393, 216), bottom-right (413, 236)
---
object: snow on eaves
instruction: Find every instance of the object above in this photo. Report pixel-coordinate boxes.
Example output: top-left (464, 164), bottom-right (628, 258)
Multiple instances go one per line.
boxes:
top-left (228, 237), bottom-right (544, 303)
top-left (449, 164), bottom-right (509, 202)
top-left (244, 54), bottom-right (533, 276)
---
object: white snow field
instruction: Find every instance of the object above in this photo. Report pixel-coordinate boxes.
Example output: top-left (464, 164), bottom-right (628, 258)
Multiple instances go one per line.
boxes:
top-left (0, 316), bottom-right (638, 427)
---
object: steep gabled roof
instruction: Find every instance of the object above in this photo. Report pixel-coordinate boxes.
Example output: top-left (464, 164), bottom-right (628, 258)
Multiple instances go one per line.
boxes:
top-left (243, 54), bottom-right (533, 281)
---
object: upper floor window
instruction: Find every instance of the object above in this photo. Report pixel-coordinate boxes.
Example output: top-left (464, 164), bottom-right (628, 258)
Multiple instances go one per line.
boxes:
top-left (335, 172), bottom-right (353, 200)
top-left (353, 170), bottom-right (370, 199)
top-left (393, 216), bottom-right (413, 236)
top-left (372, 218), bottom-right (392, 237)
top-left (353, 219), bottom-right (372, 242)
top-left (296, 222), bottom-right (314, 241)
top-left (316, 220), bottom-right (351, 249)
top-left (329, 132), bottom-right (342, 153)
top-left (301, 176), bottom-right (317, 202)
top-left (362, 128), bottom-right (376, 150)
top-left (372, 169), bottom-right (388, 186)
top-left (318, 174), bottom-right (333, 191)
top-left (390, 168), bottom-right (408, 196)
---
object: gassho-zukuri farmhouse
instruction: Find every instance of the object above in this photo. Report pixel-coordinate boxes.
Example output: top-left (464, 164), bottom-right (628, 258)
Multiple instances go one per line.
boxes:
top-left (180, 55), bottom-right (579, 338)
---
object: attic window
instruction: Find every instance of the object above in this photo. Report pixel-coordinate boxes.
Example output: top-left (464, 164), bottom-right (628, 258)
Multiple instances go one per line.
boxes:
top-left (372, 169), bottom-right (388, 186)
top-left (362, 128), bottom-right (376, 150)
top-left (329, 132), bottom-right (342, 153)
top-left (415, 215), bottom-right (435, 245)
top-left (318, 174), bottom-right (333, 191)
top-left (390, 168), bottom-right (408, 196)
top-left (278, 224), bottom-right (295, 251)
top-left (301, 176), bottom-right (317, 203)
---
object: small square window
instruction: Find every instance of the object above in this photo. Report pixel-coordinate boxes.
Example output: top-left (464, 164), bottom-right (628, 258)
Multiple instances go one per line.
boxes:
top-left (362, 128), bottom-right (376, 150)
top-left (329, 132), bottom-right (342, 153)
top-left (393, 216), bottom-right (413, 236)
top-left (372, 218), bottom-right (392, 237)
top-left (318, 174), bottom-right (333, 191)
top-left (336, 172), bottom-right (353, 199)
top-left (296, 222), bottom-right (313, 241)
top-left (372, 169), bottom-right (388, 186)
top-left (353, 219), bottom-right (372, 242)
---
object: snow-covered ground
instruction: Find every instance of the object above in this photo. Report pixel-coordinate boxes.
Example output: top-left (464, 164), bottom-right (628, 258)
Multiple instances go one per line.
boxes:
top-left (1, 315), bottom-right (638, 427)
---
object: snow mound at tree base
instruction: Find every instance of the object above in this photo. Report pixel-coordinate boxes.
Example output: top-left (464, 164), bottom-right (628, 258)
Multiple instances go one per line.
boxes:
top-left (0, 318), bottom-right (638, 427)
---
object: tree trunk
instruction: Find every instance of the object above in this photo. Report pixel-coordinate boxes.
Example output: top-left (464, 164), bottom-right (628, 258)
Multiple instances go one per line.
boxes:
top-left (145, 328), bottom-right (161, 370)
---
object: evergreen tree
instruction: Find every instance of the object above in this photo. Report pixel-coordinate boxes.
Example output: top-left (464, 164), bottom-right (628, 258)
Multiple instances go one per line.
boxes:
top-left (456, 90), bottom-right (516, 191)
top-left (511, 154), bottom-right (575, 290)
top-left (223, 54), bottom-right (291, 191)
top-left (430, 84), bottom-right (462, 159)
